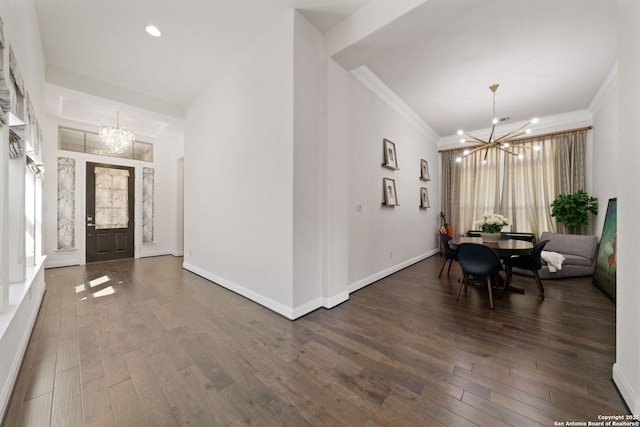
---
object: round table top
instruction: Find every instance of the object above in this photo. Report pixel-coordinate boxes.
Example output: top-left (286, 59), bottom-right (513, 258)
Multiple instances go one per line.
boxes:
top-left (450, 236), bottom-right (533, 256)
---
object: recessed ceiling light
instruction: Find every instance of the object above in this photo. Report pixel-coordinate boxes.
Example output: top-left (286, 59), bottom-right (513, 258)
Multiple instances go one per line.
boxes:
top-left (145, 25), bottom-right (162, 37)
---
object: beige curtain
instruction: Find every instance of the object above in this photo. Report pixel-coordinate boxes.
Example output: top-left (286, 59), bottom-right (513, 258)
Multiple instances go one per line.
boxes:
top-left (441, 129), bottom-right (588, 238)
top-left (440, 150), bottom-right (457, 233)
top-left (555, 130), bottom-right (587, 195)
top-left (501, 137), bottom-right (557, 237)
top-left (441, 147), bottom-right (501, 237)
top-left (95, 167), bottom-right (129, 229)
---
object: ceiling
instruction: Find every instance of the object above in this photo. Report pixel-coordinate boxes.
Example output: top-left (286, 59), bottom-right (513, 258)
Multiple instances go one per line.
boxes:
top-left (34, 0), bottom-right (616, 140)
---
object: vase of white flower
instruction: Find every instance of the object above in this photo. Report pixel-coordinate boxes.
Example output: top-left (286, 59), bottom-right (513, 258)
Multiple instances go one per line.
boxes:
top-left (475, 214), bottom-right (509, 243)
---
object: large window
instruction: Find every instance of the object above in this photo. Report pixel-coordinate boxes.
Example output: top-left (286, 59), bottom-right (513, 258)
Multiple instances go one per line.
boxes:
top-left (59, 127), bottom-right (153, 162)
top-left (441, 129), bottom-right (589, 238)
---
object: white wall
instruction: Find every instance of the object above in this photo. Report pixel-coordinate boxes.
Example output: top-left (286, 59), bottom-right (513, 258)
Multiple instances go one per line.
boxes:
top-left (174, 157), bottom-right (184, 256)
top-left (183, 11), bottom-right (295, 316)
top-left (292, 13), bottom-right (324, 311)
top-left (182, 7), bottom-right (444, 317)
top-left (591, 87), bottom-right (618, 237)
top-left (322, 60), bottom-right (351, 307)
top-left (613, 0), bottom-right (640, 415)
top-left (347, 74), bottom-right (440, 289)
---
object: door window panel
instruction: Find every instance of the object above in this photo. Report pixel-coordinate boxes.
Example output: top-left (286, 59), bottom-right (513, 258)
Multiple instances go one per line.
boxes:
top-left (94, 167), bottom-right (129, 229)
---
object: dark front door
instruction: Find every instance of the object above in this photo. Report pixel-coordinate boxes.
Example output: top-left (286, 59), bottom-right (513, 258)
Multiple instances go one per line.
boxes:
top-left (86, 162), bottom-right (135, 262)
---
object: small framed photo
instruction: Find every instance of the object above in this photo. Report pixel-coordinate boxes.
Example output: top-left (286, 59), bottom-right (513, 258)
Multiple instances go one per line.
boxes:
top-left (420, 187), bottom-right (430, 209)
top-left (383, 177), bottom-right (398, 206)
top-left (382, 138), bottom-right (398, 169)
top-left (420, 159), bottom-right (430, 181)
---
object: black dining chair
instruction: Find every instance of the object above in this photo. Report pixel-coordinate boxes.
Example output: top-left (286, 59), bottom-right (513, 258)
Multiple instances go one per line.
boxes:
top-left (455, 242), bottom-right (503, 309)
top-left (503, 239), bottom-right (550, 299)
top-left (438, 233), bottom-right (457, 278)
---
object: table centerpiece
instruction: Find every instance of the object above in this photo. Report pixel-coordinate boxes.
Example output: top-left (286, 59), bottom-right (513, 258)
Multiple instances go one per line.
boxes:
top-left (475, 213), bottom-right (510, 243)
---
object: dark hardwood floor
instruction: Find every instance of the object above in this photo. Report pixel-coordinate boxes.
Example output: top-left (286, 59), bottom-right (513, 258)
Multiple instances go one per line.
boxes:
top-left (3, 254), bottom-right (627, 426)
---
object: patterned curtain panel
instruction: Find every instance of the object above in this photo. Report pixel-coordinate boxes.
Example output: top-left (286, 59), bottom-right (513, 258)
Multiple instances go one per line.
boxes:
top-left (57, 157), bottom-right (76, 249)
top-left (142, 167), bottom-right (155, 243)
top-left (95, 167), bottom-right (129, 229)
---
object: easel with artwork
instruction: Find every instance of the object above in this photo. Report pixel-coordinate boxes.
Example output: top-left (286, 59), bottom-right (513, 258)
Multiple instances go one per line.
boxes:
top-left (593, 198), bottom-right (616, 302)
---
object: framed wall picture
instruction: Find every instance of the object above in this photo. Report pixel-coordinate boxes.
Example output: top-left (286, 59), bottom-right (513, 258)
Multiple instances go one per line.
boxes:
top-left (420, 187), bottom-right (430, 209)
top-left (593, 198), bottom-right (616, 302)
top-left (382, 177), bottom-right (398, 206)
top-left (382, 138), bottom-right (398, 169)
top-left (420, 159), bottom-right (430, 181)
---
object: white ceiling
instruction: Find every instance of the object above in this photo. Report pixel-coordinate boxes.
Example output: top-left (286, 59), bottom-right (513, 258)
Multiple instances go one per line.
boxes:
top-left (333, 0), bottom-right (617, 137)
top-left (34, 0), bottom-right (616, 140)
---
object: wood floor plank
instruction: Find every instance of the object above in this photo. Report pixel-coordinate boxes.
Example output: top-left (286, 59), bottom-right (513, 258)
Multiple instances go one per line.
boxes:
top-left (389, 374), bottom-right (512, 427)
top-left (379, 394), bottom-right (450, 427)
top-left (121, 312), bottom-right (161, 357)
top-left (461, 390), bottom-right (544, 427)
top-left (81, 377), bottom-right (115, 427)
top-left (130, 299), bottom-right (193, 371)
top-left (94, 327), bottom-right (130, 387)
top-left (2, 335), bottom-right (40, 427)
top-left (253, 369), bottom-right (323, 422)
top-left (164, 385), bottom-right (217, 426)
top-left (4, 255), bottom-right (628, 426)
top-left (50, 366), bottom-right (83, 427)
top-left (24, 337), bottom-right (58, 400)
top-left (58, 298), bottom-right (78, 341)
top-left (195, 331), bottom-right (265, 389)
top-left (144, 351), bottom-right (184, 395)
top-left (170, 326), bottom-right (235, 391)
top-left (122, 350), bottom-right (180, 426)
top-left (263, 394), bottom-right (313, 426)
top-left (55, 338), bottom-right (80, 374)
top-left (107, 379), bottom-right (149, 427)
top-left (178, 365), bottom-right (240, 426)
top-left (489, 389), bottom-right (557, 425)
top-left (77, 325), bottom-right (105, 385)
top-left (15, 392), bottom-right (52, 427)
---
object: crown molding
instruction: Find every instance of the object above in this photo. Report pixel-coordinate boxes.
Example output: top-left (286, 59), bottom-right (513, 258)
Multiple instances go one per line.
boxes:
top-left (350, 65), bottom-right (440, 141)
top-left (589, 62), bottom-right (617, 113)
top-left (438, 109), bottom-right (593, 150)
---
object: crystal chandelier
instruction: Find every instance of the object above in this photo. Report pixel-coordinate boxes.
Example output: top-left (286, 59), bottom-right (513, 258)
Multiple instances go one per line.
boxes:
top-left (455, 84), bottom-right (540, 163)
top-left (99, 111), bottom-right (135, 155)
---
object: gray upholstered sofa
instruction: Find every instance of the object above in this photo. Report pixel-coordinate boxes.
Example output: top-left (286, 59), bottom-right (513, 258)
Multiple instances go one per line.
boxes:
top-left (513, 231), bottom-right (598, 279)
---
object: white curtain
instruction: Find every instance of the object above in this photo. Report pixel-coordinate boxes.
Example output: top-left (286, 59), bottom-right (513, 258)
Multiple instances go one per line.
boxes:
top-left (94, 167), bottom-right (129, 229)
top-left (441, 148), bottom-right (501, 237)
top-left (501, 137), bottom-right (557, 237)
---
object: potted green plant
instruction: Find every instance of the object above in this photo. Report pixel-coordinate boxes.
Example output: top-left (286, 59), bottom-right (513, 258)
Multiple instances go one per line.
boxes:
top-left (550, 189), bottom-right (598, 234)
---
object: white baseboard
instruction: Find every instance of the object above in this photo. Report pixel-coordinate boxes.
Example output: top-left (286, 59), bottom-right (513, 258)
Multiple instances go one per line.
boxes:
top-left (324, 291), bottom-right (349, 309)
top-left (613, 362), bottom-right (640, 414)
top-left (172, 250), bottom-right (184, 256)
top-left (45, 259), bottom-right (81, 268)
top-left (348, 250), bottom-right (438, 294)
top-left (292, 297), bottom-right (324, 320)
top-left (138, 250), bottom-right (172, 258)
top-left (182, 262), bottom-right (304, 320)
top-left (182, 250), bottom-right (437, 321)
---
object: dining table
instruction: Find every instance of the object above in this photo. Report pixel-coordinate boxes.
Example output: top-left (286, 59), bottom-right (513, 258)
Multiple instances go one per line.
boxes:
top-left (449, 236), bottom-right (534, 294)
